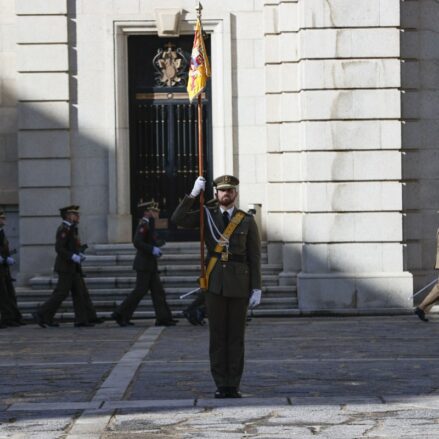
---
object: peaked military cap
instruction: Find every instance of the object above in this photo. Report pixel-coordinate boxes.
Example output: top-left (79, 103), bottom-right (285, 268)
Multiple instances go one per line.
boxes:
top-left (59, 205), bottom-right (80, 216)
top-left (0, 209), bottom-right (5, 219)
top-left (213, 175), bottom-right (239, 190)
top-left (137, 200), bottom-right (160, 212)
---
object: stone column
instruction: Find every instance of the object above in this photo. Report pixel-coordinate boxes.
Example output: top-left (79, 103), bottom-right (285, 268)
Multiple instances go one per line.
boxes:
top-left (16, 0), bottom-right (71, 280)
top-left (295, 0), bottom-right (412, 310)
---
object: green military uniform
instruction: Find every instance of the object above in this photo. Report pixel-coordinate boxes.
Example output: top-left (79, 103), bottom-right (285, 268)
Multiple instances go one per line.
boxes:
top-left (34, 206), bottom-right (95, 326)
top-left (113, 209), bottom-right (173, 326)
top-left (171, 176), bottom-right (261, 392)
top-left (0, 210), bottom-right (23, 327)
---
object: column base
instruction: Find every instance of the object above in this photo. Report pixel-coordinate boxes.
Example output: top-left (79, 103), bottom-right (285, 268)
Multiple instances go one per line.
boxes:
top-left (297, 272), bottom-right (414, 311)
top-left (107, 214), bottom-right (132, 243)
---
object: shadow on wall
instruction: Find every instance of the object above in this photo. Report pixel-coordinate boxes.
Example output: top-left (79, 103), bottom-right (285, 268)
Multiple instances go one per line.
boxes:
top-left (401, 0), bottom-right (439, 299)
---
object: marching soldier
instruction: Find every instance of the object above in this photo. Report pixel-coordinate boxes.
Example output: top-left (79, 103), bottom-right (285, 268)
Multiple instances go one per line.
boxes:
top-left (0, 209), bottom-right (24, 327)
top-left (112, 201), bottom-right (177, 327)
top-left (33, 205), bottom-right (99, 327)
top-left (172, 175), bottom-right (262, 398)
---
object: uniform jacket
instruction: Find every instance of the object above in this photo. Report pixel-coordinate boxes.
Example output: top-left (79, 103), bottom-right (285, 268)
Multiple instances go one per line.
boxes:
top-left (171, 195), bottom-right (261, 298)
top-left (132, 218), bottom-right (159, 272)
top-left (0, 228), bottom-right (12, 277)
top-left (54, 222), bottom-right (83, 274)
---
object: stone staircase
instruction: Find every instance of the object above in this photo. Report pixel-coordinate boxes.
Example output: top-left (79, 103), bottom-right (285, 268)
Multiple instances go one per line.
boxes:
top-left (16, 242), bottom-right (298, 321)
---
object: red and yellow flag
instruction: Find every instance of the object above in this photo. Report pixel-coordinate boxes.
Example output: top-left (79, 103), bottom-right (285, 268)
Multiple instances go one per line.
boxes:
top-left (187, 18), bottom-right (211, 102)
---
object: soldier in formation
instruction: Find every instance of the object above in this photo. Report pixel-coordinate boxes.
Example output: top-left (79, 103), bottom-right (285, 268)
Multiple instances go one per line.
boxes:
top-left (33, 205), bottom-right (102, 328)
top-left (172, 175), bottom-right (262, 398)
top-left (112, 201), bottom-right (177, 327)
top-left (0, 209), bottom-right (24, 328)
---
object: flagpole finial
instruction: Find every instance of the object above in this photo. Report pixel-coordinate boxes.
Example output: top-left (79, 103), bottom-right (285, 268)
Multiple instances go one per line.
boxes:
top-left (196, 1), bottom-right (203, 18)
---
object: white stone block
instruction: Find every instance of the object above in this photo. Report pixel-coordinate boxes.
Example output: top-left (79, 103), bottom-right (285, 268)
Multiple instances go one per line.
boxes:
top-left (301, 59), bottom-right (400, 90)
top-left (234, 39), bottom-right (255, 69)
top-left (18, 131), bottom-right (70, 159)
top-left (279, 2), bottom-right (299, 32)
top-left (283, 242), bottom-right (303, 271)
top-left (253, 39), bottom-right (265, 68)
top-left (18, 102), bottom-right (69, 129)
top-left (404, 181), bottom-right (439, 210)
top-left (0, 53), bottom-right (16, 80)
top-left (267, 182), bottom-right (302, 212)
top-left (17, 44), bottom-right (69, 72)
top-left (235, 68), bottom-right (265, 97)
top-left (235, 97), bottom-right (257, 126)
top-left (303, 213), bottom-right (402, 243)
top-left (297, 272), bottom-right (413, 310)
top-left (235, 12), bottom-right (264, 39)
top-left (302, 121), bottom-right (401, 151)
top-left (19, 245), bottom-right (55, 278)
top-left (19, 159), bottom-right (71, 187)
top-left (267, 212), bottom-right (302, 241)
top-left (18, 73), bottom-right (69, 101)
top-left (265, 64), bottom-right (281, 93)
top-left (279, 122), bottom-right (300, 151)
top-left (267, 153), bottom-right (283, 182)
top-left (279, 33), bottom-right (299, 62)
top-left (19, 188), bottom-right (71, 215)
top-left (281, 63), bottom-right (299, 92)
top-left (0, 108), bottom-right (17, 132)
top-left (237, 126), bottom-right (266, 155)
top-left (265, 94), bottom-right (281, 123)
top-left (304, 151), bottom-right (353, 181)
top-left (301, 0), bottom-right (399, 28)
top-left (112, 0), bottom-right (140, 14)
top-left (17, 16), bottom-right (68, 44)
top-left (301, 90), bottom-right (400, 121)
top-left (264, 5), bottom-right (278, 35)
top-left (403, 150), bottom-right (439, 180)
top-left (15, 0), bottom-right (67, 15)
top-left (300, 29), bottom-right (400, 59)
top-left (264, 35), bottom-right (280, 63)
top-left (281, 92), bottom-right (300, 121)
top-left (266, 123), bottom-right (280, 152)
top-left (304, 182), bottom-right (402, 212)
top-left (19, 217), bottom-right (61, 244)
top-left (71, 187), bottom-right (108, 215)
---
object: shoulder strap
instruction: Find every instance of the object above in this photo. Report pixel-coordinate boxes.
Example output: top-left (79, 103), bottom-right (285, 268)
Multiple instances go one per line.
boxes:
top-left (199, 210), bottom-right (246, 290)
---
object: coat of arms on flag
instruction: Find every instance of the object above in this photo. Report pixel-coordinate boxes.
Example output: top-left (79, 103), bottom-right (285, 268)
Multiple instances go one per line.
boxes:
top-left (187, 18), bottom-right (211, 102)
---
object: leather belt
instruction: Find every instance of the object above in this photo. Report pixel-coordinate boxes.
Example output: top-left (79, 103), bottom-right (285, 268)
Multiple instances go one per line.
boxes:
top-left (209, 252), bottom-right (247, 263)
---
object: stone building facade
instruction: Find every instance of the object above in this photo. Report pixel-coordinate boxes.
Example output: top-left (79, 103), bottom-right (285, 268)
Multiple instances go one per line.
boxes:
top-left (0, 0), bottom-right (438, 311)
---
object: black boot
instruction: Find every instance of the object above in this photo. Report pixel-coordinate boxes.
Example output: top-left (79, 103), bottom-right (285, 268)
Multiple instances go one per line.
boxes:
top-left (415, 307), bottom-right (428, 322)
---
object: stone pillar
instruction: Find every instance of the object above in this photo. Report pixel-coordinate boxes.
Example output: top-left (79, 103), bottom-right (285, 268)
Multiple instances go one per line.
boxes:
top-left (295, 0), bottom-right (412, 310)
top-left (16, 0), bottom-right (71, 280)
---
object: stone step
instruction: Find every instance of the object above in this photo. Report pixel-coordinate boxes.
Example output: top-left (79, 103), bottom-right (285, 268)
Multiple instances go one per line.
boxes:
top-left (17, 296), bottom-right (297, 311)
top-left (93, 241), bottom-right (268, 255)
top-left (29, 274), bottom-right (280, 289)
top-left (80, 263), bottom-right (282, 277)
top-left (83, 254), bottom-right (269, 266)
top-left (16, 285), bottom-right (296, 299)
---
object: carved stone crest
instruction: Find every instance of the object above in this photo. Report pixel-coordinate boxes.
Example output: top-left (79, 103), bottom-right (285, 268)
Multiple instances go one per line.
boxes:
top-left (153, 43), bottom-right (188, 87)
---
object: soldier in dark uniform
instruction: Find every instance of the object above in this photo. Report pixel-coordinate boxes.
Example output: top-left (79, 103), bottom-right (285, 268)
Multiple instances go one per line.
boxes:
top-left (33, 205), bottom-right (98, 327)
top-left (112, 201), bottom-right (177, 327)
top-left (172, 175), bottom-right (262, 398)
top-left (0, 209), bottom-right (24, 327)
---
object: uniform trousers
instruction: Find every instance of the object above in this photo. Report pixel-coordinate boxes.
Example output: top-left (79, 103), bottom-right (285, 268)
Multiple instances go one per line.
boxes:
top-left (38, 272), bottom-right (88, 323)
top-left (419, 281), bottom-right (439, 313)
top-left (0, 274), bottom-right (21, 323)
top-left (206, 291), bottom-right (248, 388)
top-left (116, 271), bottom-right (172, 322)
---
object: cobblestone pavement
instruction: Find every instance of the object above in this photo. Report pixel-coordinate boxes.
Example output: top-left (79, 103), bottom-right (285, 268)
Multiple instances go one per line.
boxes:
top-left (2, 316), bottom-right (439, 438)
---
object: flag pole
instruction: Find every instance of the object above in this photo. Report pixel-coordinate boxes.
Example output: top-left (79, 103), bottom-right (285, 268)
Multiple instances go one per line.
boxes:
top-left (196, 2), bottom-right (206, 289)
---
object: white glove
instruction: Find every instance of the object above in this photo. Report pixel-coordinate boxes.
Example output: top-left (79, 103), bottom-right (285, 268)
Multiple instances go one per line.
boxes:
top-left (79, 253), bottom-right (86, 262)
top-left (71, 254), bottom-right (81, 264)
top-left (152, 246), bottom-right (162, 258)
top-left (248, 289), bottom-right (262, 308)
top-left (6, 257), bottom-right (15, 266)
top-left (190, 176), bottom-right (206, 197)
top-left (0, 256), bottom-right (3, 264)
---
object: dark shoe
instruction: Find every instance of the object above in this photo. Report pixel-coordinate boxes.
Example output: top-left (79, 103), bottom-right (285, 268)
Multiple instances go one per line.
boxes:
top-left (126, 321), bottom-right (135, 326)
top-left (16, 320), bottom-right (27, 326)
top-left (32, 312), bottom-right (46, 328)
top-left (90, 317), bottom-right (105, 324)
top-left (214, 387), bottom-right (228, 399)
top-left (111, 312), bottom-right (127, 327)
top-left (155, 319), bottom-right (177, 327)
top-left (46, 321), bottom-right (60, 327)
top-left (415, 307), bottom-right (428, 322)
top-left (74, 322), bottom-right (95, 327)
top-left (226, 387), bottom-right (242, 398)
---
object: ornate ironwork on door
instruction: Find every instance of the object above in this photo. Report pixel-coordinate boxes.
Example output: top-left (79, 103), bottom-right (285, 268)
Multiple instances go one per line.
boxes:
top-left (128, 36), bottom-right (213, 240)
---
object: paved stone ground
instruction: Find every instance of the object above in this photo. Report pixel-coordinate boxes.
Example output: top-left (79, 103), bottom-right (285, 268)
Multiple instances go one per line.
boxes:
top-left (2, 316), bottom-right (439, 437)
